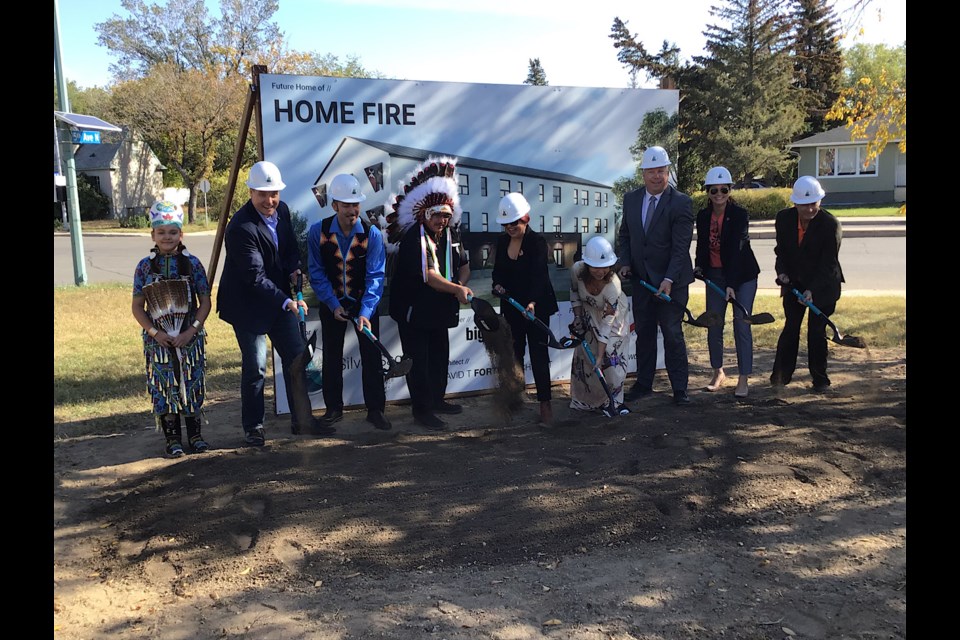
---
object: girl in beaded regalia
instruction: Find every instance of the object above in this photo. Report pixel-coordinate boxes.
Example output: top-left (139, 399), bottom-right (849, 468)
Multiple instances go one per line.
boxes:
top-left (131, 200), bottom-right (212, 457)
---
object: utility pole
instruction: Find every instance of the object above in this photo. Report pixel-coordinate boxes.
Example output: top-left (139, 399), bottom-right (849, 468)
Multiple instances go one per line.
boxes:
top-left (53, 0), bottom-right (87, 286)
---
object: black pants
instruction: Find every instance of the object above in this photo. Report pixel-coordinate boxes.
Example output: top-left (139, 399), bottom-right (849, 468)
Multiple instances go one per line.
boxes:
top-left (318, 306), bottom-right (386, 412)
top-left (502, 304), bottom-right (553, 401)
top-left (771, 290), bottom-right (837, 387)
top-left (397, 321), bottom-right (450, 416)
top-left (630, 283), bottom-right (689, 393)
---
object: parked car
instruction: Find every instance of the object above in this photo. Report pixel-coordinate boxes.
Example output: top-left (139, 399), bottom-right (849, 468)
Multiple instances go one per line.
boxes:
top-left (734, 180), bottom-right (771, 189)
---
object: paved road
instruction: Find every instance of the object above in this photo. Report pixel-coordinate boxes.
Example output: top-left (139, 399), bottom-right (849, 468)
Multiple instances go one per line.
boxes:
top-left (54, 233), bottom-right (906, 294)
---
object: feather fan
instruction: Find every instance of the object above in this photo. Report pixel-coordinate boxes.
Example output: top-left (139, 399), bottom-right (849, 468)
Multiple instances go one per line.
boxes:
top-left (143, 278), bottom-right (192, 337)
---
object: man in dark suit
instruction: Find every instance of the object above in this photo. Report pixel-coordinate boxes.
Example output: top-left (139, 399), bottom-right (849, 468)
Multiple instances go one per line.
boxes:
top-left (770, 176), bottom-right (845, 392)
top-left (617, 146), bottom-right (695, 406)
top-left (217, 161), bottom-right (336, 446)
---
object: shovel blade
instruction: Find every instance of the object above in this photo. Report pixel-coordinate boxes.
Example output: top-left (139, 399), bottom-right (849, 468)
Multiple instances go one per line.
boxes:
top-left (385, 356), bottom-right (414, 378)
top-left (747, 312), bottom-right (776, 325)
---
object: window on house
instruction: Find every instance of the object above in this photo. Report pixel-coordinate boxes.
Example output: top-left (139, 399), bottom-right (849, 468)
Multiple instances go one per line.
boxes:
top-left (459, 174), bottom-right (469, 196)
top-left (553, 247), bottom-right (564, 267)
top-left (581, 191), bottom-right (589, 206)
top-left (817, 145), bottom-right (877, 177)
top-left (481, 212), bottom-right (488, 231)
top-left (594, 218), bottom-right (602, 233)
top-left (603, 219), bottom-right (609, 233)
top-left (595, 192), bottom-right (602, 207)
top-left (552, 216), bottom-right (562, 232)
top-left (481, 246), bottom-right (490, 263)
top-left (538, 184), bottom-right (545, 202)
top-left (540, 216), bottom-right (545, 232)
top-left (517, 181), bottom-right (523, 194)
top-left (580, 218), bottom-right (589, 234)
top-left (481, 176), bottom-right (488, 197)
top-left (461, 211), bottom-right (470, 230)
top-left (603, 193), bottom-right (609, 207)
top-left (499, 179), bottom-right (510, 197)
top-left (574, 189), bottom-right (580, 205)
top-left (553, 186), bottom-right (561, 203)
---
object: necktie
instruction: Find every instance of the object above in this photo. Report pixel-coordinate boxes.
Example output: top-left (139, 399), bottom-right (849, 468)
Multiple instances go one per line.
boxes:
top-left (644, 195), bottom-right (657, 231)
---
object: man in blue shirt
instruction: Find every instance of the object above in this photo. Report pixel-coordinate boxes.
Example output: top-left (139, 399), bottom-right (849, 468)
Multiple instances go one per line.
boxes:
top-left (308, 173), bottom-right (390, 430)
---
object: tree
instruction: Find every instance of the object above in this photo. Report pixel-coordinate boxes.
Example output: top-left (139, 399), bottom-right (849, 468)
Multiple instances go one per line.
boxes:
top-left (94, 0), bottom-right (281, 81)
top-left (791, 0), bottom-right (844, 134)
top-left (688, 0), bottom-right (805, 186)
top-left (826, 4), bottom-right (906, 165)
top-left (524, 58), bottom-right (548, 86)
top-left (107, 63), bottom-right (246, 223)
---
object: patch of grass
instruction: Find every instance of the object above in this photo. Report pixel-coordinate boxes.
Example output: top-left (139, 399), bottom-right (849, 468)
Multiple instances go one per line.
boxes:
top-left (67, 218), bottom-right (219, 234)
top-left (54, 284), bottom-right (241, 433)
top-left (681, 293), bottom-right (906, 351)
top-left (54, 286), bottom-right (904, 433)
top-left (826, 204), bottom-right (904, 217)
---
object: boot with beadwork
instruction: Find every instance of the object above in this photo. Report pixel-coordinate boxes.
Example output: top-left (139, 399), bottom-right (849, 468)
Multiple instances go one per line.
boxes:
top-left (184, 415), bottom-right (210, 453)
top-left (159, 413), bottom-right (185, 458)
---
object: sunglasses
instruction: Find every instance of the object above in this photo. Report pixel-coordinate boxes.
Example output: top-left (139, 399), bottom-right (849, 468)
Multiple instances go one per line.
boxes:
top-left (708, 187), bottom-right (730, 195)
top-left (503, 219), bottom-right (522, 227)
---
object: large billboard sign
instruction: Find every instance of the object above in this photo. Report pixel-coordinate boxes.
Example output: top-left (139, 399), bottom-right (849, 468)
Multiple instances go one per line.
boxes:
top-left (259, 74), bottom-right (677, 412)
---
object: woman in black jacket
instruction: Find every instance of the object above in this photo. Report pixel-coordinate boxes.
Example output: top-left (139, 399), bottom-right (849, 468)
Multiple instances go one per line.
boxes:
top-left (694, 167), bottom-right (761, 398)
top-left (492, 192), bottom-right (559, 425)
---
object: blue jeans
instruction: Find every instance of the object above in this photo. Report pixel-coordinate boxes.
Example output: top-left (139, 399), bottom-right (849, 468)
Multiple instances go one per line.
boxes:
top-left (704, 269), bottom-right (757, 375)
top-left (233, 311), bottom-right (309, 432)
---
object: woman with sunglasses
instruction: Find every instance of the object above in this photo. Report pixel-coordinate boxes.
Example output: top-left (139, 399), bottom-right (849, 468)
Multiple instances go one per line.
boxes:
top-left (492, 192), bottom-right (559, 425)
top-left (694, 167), bottom-right (761, 398)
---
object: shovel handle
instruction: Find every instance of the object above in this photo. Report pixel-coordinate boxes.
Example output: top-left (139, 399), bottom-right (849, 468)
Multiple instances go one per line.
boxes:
top-left (638, 279), bottom-right (671, 302)
top-left (295, 273), bottom-right (307, 338)
top-left (790, 288), bottom-right (825, 317)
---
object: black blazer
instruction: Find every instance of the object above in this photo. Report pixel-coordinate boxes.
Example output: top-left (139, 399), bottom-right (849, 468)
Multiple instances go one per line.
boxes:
top-left (695, 201), bottom-right (761, 287)
top-left (617, 185), bottom-right (695, 287)
top-left (491, 228), bottom-right (559, 316)
top-left (773, 206), bottom-right (845, 295)
top-left (216, 199), bottom-right (301, 334)
top-left (388, 223), bottom-right (464, 329)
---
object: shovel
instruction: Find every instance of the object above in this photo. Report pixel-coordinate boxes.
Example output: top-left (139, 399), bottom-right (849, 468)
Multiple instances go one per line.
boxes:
top-left (492, 289), bottom-right (578, 350)
top-left (782, 284), bottom-right (867, 349)
top-left (351, 317), bottom-right (413, 379)
top-left (694, 273), bottom-right (775, 324)
top-left (572, 312), bottom-right (629, 418)
top-left (289, 272), bottom-right (320, 432)
top-left (466, 294), bottom-right (500, 332)
top-left (637, 279), bottom-right (722, 328)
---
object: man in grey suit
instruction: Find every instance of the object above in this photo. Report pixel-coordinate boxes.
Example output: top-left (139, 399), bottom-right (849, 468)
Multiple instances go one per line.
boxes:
top-left (617, 146), bottom-right (695, 406)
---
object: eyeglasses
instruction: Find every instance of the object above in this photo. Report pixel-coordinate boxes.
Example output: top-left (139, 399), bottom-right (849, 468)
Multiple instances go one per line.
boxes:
top-left (708, 187), bottom-right (730, 195)
top-left (503, 219), bottom-right (522, 228)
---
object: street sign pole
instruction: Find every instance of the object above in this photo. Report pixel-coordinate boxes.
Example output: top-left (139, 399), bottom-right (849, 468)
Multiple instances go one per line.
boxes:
top-left (198, 179), bottom-right (211, 226)
top-left (54, 0), bottom-right (87, 286)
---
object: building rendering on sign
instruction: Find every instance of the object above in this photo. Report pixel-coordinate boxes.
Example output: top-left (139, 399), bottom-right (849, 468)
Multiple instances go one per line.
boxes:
top-left (309, 136), bottom-right (618, 268)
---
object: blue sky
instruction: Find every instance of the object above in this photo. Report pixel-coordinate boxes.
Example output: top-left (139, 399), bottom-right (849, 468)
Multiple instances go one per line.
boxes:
top-left (56, 0), bottom-right (906, 90)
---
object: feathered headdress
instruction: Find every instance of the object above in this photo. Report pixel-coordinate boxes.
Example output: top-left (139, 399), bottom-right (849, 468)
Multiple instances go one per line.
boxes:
top-left (383, 156), bottom-right (462, 253)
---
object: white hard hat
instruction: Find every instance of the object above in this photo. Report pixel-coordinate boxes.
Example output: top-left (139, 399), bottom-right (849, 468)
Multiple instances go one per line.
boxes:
top-left (790, 175), bottom-right (826, 205)
top-left (582, 236), bottom-right (617, 268)
top-left (329, 174), bottom-right (367, 204)
top-left (497, 192), bottom-right (530, 225)
top-left (246, 161), bottom-right (286, 191)
top-left (640, 146), bottom-right (672, 169)
top-left (704, 166), bottom-right (733, 186)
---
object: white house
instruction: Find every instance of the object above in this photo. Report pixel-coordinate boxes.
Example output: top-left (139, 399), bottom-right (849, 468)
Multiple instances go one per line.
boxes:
top-left (72, 132), bottom-right (166, 218)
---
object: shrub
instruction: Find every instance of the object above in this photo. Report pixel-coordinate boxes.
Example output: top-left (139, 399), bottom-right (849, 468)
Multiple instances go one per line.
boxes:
top-left (54, 218), bottom-right (64, 231)
top-left (120, 214), bottom-right (150, 229)
top-left (691, 188), bottom-right (792, 219)
top-left (77, 174), bottom-right (112, 220)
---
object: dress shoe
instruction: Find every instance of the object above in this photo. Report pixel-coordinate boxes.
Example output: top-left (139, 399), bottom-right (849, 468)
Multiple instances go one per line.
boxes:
top-left (320, 408), bottom-right (344, 424)
top-left (625, 384), bottom-right (652, 401)
top-left (673, 390), bottom-right (691, 406)
top-left (414, 412), bottom-right (447, 431)
top-left (705, 369), bottom-right (726, 392)
top-left (366, 410), bottom-right (392, 430)
top-left (305, 419), bottom-right (337, 436)
top-left (812, 382), bottom-right (832, 393)
top-left (435, 401), bottom-right (463, 415)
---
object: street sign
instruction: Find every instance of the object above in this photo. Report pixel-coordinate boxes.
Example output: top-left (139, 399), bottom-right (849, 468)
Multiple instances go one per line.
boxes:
top-left (71, 130), bottom-right (101, 144)
top-left (197, 179), bottom-right (211, 193)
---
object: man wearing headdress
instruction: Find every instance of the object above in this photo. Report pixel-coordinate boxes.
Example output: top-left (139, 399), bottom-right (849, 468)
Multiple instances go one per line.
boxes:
top-left (386, 157), bottom-right (474, 431)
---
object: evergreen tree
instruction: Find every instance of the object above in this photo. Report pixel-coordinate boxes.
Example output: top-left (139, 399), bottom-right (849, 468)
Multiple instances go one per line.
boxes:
top-left (791, 0), bottom-right (844, 134)
top-left (688, 0), bottom-right (805, 185)
top-left (524, 58), bottom-right (549, 86)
